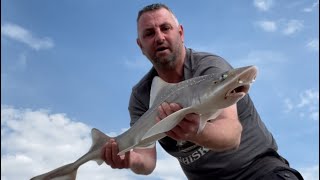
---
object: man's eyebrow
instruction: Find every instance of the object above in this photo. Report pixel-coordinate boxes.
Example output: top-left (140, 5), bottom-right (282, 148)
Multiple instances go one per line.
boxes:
top-left (142, 27), bottom-right (154, 33)
top-left (141, 22), bottom-right (173, 32)
top-left (160, 22), bottom-right (172, 26)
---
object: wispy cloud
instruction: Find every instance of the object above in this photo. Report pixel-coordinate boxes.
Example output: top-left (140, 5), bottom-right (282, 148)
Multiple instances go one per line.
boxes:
top-left (306, 38), bottom-right (319, 52)
top-left (284, 89), bottom-right (319, 121)
top-left (1, 105), bottom-right (185, 180)
top-left (253, 0), bottom-right (273, 11)
top-left (255, 20), bottom-right (277, 32)
top-left (255, 19), bottom-right (304, 36)
top-left (1, 23), bottom-right (54, 50)
top-left (303, 0), bottom-right (319, 12)
top-left (282, 20), bottom-right (304, 35)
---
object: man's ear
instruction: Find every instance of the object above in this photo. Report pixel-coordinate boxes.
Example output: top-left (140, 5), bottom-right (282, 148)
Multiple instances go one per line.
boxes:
top-left (136, 38), bottom-right (142, 49)
top-left (179, 25), bottom-right (185, 43)
top-left (136, 38), bottom-right (145, 55)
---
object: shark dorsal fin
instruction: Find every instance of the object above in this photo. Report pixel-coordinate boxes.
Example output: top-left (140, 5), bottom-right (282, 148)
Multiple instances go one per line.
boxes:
top-left (91, 128), bottom-right (110, 144)
top-left (149, 76), bottom-right (175, 108)
top-left (90, 128), bottom-right (111, 165)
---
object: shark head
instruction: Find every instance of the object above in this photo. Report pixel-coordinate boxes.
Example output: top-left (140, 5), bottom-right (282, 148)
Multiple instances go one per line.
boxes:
top-left (198, 65), bottom-right (258, 110)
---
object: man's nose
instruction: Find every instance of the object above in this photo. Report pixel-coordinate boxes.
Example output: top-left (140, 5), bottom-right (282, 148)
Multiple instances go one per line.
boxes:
top-left (155, 31), bottom-right (165, 44)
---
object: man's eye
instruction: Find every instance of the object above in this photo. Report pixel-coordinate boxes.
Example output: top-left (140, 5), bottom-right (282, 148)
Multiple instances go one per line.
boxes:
top-left (161, 26), bottom-right (171, 32)
top-left (144, 31), bottom-right (154, 37)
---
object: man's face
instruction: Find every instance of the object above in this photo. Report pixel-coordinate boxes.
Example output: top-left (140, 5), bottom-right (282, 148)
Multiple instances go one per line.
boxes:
top-left (137, 8), bottom-right (184, 69)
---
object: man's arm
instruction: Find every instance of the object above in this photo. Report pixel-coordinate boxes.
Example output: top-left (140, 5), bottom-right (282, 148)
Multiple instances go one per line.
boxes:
top-left (158, 102), bottom-right (242, 152)
top-left (103, 139), bottom-right (157, 175)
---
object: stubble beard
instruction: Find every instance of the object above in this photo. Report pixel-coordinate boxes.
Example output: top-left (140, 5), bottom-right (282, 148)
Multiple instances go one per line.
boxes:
top-left (152, 41), bottom-right (182, 70)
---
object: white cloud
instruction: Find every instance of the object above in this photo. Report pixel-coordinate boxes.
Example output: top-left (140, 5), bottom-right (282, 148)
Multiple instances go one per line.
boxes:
top-left (299, 165), bottom-right (319, 180)
top-left (284, 98), bottom-right (294, 113)
top-left (297, 89), bottom-right (319, 108)
top-left (306, 38), bottom-right (319, 52)
top-left (1, 105), bottom-right (185, 180)
top-left (253, 0), bottom-right (273, 11)
top-left (284, 89), bottom-right (319, 121)
top-left (1, 23), bottom-right (54, 50)
top-left (256, 20), bottom-right (277, 32)
top-left (255, 19), bottom-right (304, 36)
top-left (282, 20), bottom-right (304, 35)
top-left (151, 147), bottom-right (186, 180)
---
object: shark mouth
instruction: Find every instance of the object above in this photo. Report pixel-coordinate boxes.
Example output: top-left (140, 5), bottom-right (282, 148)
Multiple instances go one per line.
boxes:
top-left (225, 83), bottom-right (251, 99)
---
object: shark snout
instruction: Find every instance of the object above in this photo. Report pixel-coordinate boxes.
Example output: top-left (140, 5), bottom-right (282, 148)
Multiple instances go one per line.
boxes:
top-left (225, 65), bottom-right (258, 99)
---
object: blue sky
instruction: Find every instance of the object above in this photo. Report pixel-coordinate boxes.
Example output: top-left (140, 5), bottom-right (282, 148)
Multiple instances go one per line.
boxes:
top-left (1, 0), bottom-right (319, 179)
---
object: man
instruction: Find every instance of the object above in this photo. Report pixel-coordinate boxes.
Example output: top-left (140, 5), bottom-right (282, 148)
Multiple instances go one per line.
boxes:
top-left (103, 3), bottom-right (303, 180)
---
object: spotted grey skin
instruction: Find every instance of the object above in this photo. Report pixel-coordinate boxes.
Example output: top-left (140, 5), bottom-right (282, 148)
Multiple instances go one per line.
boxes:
top-left (30, 65), bottom-right (258, 180)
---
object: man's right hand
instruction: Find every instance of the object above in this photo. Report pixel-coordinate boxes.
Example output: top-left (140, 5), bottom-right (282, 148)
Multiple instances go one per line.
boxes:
top-left (103, 139), bottom-right (130, 169)
top-left (102, 138), bottom-right (157, 175)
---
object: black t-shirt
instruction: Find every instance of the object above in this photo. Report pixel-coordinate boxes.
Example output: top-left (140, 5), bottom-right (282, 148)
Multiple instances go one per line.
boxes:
top-left (128, 48), bottom-right (286, 180)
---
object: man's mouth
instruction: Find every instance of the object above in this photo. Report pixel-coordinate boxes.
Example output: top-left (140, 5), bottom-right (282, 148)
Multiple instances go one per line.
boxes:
top-left (156, 46), bottom-right (169, 52)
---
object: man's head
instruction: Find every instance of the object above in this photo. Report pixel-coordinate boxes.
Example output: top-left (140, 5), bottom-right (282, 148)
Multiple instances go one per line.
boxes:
top-left (137, 3), bottom-right (179, 25)
top-left (136, 3), bottom-right (185, 70)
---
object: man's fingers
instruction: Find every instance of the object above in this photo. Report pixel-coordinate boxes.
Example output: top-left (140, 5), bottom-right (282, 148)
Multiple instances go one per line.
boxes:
top-left (104, 139), bottom-right (130, 169)
top-left (123, 151), bottom-right (130, 168)
top-left (111, 141), bottom-right (120, 167)
top-left (162, 102), bottom-right (173, 116)
top-left (169, 103), bottom-right (182, 111)
top-left (104, 139), bottom-right (114, 167)
top-left (158, 102), bottom-right (182, 120)
top-left (158, 105), bottom-right (167, 119)
top-left (185, 113), bottom-right (199, 121)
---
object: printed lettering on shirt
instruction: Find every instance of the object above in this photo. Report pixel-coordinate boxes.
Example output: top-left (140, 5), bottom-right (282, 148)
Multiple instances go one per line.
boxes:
top-left (177, 147), bottom-right (210, 165)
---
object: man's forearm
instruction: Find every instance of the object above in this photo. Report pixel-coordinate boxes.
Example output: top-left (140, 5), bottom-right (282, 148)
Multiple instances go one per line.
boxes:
top-left (190, 119), bottom-right (242, 152)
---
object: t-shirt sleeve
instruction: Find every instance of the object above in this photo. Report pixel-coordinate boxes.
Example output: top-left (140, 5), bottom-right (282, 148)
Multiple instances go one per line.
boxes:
top-left (192, 54), bottom-right (233, 77)
top-left (128, 89), bottom-right (148, 127)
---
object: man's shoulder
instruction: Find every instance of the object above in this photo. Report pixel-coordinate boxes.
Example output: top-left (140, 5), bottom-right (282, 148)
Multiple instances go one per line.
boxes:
top-left (132, 67), bottom-right (157, 94)
top-left (185, 48), bottom-right (233, 77)
top-left (188, 48), bottom-right (227, 62)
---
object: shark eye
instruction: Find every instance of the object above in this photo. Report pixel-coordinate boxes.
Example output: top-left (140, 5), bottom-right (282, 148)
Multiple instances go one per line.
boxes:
top-left (223, 74), bottom-right (228, 79)
top-left (220, 73), bottom-right (228, 80)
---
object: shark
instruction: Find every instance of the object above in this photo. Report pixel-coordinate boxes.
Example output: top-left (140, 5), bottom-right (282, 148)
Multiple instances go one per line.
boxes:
top-left (30, 65), bottom-right (258, 180)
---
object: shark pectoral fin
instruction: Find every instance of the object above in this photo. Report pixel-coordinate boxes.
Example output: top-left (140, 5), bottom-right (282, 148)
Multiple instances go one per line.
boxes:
top-left (141, 107), bottom-right (191, 141)
top-left (197, 110), bottom-right (222, 134)
top-left (197, 118), bottom-right (207, 134)
top-left (135, 142), bottom-right (156, 150)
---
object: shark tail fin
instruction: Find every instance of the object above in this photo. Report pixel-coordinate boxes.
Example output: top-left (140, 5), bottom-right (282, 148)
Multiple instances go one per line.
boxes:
top-left (90, 128), bottom-right (112, 165)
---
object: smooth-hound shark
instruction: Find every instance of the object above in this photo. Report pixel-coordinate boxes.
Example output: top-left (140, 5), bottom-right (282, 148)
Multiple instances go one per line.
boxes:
top-left (30, 65), bottom-right (258, 180)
